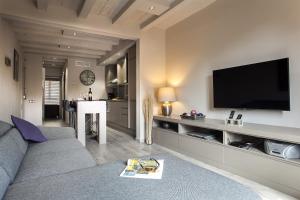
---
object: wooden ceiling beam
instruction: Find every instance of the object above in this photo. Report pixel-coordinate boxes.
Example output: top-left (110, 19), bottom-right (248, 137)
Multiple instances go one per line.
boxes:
top-left (112, 0), bottom-right (136, 24)
top-left (35, 0), bottom-right (48, 11)
top-left (78, 0), bottom-right (96, 18)
top-left (14, 28), bottom-right (119, 46)
top-left (20, 42), bottom-right (106, 56)
top-left (17, 35), bottom-right (113, 51)
top-left (25, 49), bottom-right (101, 59)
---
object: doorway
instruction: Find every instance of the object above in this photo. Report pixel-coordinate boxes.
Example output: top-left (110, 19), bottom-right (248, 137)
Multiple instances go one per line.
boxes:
top-left (44, 80), bottom-right (61, 120)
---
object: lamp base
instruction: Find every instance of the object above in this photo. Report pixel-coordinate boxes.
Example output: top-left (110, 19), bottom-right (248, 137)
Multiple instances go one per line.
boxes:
top-left (162, 103), bottom-right (172, 116)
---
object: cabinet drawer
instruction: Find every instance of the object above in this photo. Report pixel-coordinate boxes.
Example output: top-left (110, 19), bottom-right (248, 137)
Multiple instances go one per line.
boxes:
top-left (178, 135), bottom-right (223, 167)
top-left (223, 147), bottom-right (300, 196)
top-left (119, 114), bottom-right (128, 127)
top-left (152, 128), bottom-right (179, 151)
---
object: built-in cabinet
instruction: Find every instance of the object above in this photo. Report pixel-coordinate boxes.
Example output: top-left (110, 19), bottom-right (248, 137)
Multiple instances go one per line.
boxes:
top-left (105, 44), bottom-right (136, 136)
top-left (107, 101), bottom-right (128, 127)
top-left (153, 115), bottom-right (300, 198)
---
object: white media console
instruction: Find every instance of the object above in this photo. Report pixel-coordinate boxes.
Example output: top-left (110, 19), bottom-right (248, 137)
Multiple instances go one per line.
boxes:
top-left (152, 115), bottom-right (300, 198)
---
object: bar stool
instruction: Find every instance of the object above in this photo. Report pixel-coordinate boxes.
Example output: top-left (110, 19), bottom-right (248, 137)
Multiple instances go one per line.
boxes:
top-left (65, 101), bottom-right (76, 129)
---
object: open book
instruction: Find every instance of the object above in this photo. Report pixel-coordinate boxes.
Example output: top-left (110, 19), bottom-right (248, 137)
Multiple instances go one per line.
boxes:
top-left (120, 158), bottom-right (164, 179)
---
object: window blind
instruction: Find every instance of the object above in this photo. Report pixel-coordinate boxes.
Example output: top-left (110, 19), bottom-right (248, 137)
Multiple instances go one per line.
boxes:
top-left (44, 80), bottom-right (60, 105)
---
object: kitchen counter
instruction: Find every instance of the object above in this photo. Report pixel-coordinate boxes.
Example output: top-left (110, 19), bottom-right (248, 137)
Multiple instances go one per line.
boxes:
top-left (76, 101), bottom-right (106, 146)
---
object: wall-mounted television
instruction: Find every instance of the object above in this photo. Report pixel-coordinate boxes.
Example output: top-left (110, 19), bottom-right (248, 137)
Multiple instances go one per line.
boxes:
top-left (213, 58), bottom-right (290, 111)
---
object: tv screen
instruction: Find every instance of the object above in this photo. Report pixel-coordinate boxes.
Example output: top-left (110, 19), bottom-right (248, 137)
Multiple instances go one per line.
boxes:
top-left (213, 58), bottom-right (290, 111)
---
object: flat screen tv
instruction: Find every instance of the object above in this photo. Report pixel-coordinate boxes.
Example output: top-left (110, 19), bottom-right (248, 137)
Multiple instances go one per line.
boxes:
top-left (213, 58), bottom-right (290, 111)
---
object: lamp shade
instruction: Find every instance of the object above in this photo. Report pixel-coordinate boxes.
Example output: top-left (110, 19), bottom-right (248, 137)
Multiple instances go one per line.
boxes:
top-left (158, 87), bottom-right (176, 102)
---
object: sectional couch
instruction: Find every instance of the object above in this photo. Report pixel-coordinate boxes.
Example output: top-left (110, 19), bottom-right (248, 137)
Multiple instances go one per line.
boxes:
top-left (0, 120), bottom-right (262, 200)
top-left (0, 121), bottom-right (96, 200)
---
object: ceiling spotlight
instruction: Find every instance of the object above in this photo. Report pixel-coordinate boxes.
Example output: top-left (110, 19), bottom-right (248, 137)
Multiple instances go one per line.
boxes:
top-left (149, 5), bottom-right (155, 11)
top-left (73, 32), bottom-right (77, 36)
top-left (67, 46), bottom-right (71, 49)
top-left (53, 57), bottom-right (57, 60)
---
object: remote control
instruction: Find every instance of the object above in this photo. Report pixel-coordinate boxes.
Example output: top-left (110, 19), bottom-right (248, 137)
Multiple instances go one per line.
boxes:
top-left (236, 114), bottom-right (243, 120)
top-left (229, 111), bottom-right (235, 119)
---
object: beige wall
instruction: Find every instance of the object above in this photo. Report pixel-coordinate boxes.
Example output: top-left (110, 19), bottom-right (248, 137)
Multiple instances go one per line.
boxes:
top-left (166, 0), bottom-right (300, 128)
top-left (137, 27), bottom-right (166, 142)
top-left (66, 58), bottom-right (106, 100)
top-left (0, 17), bottom-right (23, 122)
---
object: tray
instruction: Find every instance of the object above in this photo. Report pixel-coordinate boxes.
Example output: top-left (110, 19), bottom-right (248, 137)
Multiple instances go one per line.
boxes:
top-left (180, 115), bottom-right (206, 120)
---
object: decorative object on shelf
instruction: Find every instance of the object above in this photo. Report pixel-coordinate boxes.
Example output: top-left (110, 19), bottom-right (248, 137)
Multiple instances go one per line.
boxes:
top-left (143, 95), bottom-right (153, 145)
top-left (13, 49), bottom-right (19, 81)
top-left (5, 56), bottom-right (11, 66)
top-left (161, 122), bottom-right (170, 129)
top-left (225, 113), bottom-right (243, 126)
top-left (80, 70), bottom-right (95, 86)
top-left (88, 88), bottom-right (93, 101)
top-left (158, 87), bottom-right (176, 116)
top-left (180, 111), bottom-right (206, 120)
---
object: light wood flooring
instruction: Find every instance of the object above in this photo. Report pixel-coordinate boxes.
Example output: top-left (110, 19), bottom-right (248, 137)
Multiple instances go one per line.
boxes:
top-left (86, 127), bottom-right (166, 164)
top-left (43, 120), bottom-right (297, 200)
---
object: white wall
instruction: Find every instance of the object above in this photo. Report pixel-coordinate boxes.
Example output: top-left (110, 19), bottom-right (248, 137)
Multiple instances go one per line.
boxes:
top-left (137, 27), bottom-right (166, 142)
top-left (23, 54), bottom-right (43, 125)
top-left (0, 17), bottom-right (23, 123)
top-left (166, 0), bottom-right (300, 128)
top-left (66, 58), bottom-right (106, 100)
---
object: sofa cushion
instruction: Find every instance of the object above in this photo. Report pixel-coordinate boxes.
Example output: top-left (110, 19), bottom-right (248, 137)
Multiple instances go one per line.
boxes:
top-left (0, 167), bottom-right (10, 200)
top-left (38, 126), bottom-right (75, 140)
top-left (27, 138), bottom-right (83, 157)
top-left (14, 148), bottom-right (96, 183)
top-left (4, 154), bottom-right (262, 200)
top-left (7, 128), bottom-right (28, 155)
top-left (0, 120), bottom-right (12, 137)
top-left (0, 133), bottom-right (25, 183)
top-left (11, 116), bottom-right (47, 143)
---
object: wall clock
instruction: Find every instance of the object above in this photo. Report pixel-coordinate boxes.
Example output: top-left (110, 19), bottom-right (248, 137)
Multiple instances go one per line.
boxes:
top-left (80, 70), bottom-right (95, 86)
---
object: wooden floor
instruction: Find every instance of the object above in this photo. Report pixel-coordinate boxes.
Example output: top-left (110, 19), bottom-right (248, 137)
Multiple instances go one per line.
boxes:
top-left (86, 127), bottom-right (166, 164)
top-left (43, 120), bottom-right (297, 200)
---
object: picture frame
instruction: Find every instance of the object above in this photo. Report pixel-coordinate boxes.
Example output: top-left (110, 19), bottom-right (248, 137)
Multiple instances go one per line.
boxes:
top-left (13, 49), bottom-right (19, 81)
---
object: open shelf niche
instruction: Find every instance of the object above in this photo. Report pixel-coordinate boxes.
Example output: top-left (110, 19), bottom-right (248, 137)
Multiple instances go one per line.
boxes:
top-left (224, 131), bottom-right (300, 165)
top-left (178, 124), bottom-right (223, 145)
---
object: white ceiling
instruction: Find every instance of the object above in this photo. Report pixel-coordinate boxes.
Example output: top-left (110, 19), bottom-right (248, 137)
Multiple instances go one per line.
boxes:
top-left (5, 17), bottom-right (123, 61)
top-left (0, 0), bottom-right (216, 65)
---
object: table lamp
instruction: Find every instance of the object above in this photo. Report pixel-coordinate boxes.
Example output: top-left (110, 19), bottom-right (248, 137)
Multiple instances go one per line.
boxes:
top-left (158, 87), bottom-right (176, 116)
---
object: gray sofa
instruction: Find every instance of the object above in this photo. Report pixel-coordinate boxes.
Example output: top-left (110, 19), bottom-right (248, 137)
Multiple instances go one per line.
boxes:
top-left (0, 120), bottom-right (261, 200)
top-left (0, 121), bottom-right (96, 200)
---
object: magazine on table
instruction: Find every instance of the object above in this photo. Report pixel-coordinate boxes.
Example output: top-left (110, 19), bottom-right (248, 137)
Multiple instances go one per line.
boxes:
top-left (120, 158), bottom-right (164, 179)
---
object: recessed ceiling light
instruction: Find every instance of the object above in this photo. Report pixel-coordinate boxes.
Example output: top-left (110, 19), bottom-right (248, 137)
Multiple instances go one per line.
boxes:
top-left (149, 5), bottom-right (155, 11)
top-left (53, 57), bottom-right (57, 60)
top-left (67, 46), bottom-right (71, 49)
top-left (73, 32), bottom-right (77, 36)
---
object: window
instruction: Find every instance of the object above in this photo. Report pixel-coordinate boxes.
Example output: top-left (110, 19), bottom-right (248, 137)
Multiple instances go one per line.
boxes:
top-left (44, 80), bottom-right (60, 105)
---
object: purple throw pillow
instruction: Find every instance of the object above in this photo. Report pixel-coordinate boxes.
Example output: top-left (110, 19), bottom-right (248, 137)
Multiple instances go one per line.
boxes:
top-left (11, 116), bottom-right (47, 143)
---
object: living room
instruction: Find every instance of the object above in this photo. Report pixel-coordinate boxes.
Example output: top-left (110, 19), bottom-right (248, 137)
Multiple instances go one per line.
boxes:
top-left (1, 0), bottom-right (300, 199)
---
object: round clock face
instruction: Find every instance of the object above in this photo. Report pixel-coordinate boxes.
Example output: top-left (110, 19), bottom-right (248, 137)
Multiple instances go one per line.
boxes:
top-left (80, 70), bottom-right (95, 86)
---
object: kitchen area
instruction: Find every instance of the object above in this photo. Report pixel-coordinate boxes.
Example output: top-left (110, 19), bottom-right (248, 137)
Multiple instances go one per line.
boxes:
top-left (105, 44), bottom-right (136, 137)
top-left (61, 42), bottom-right (137, 142)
